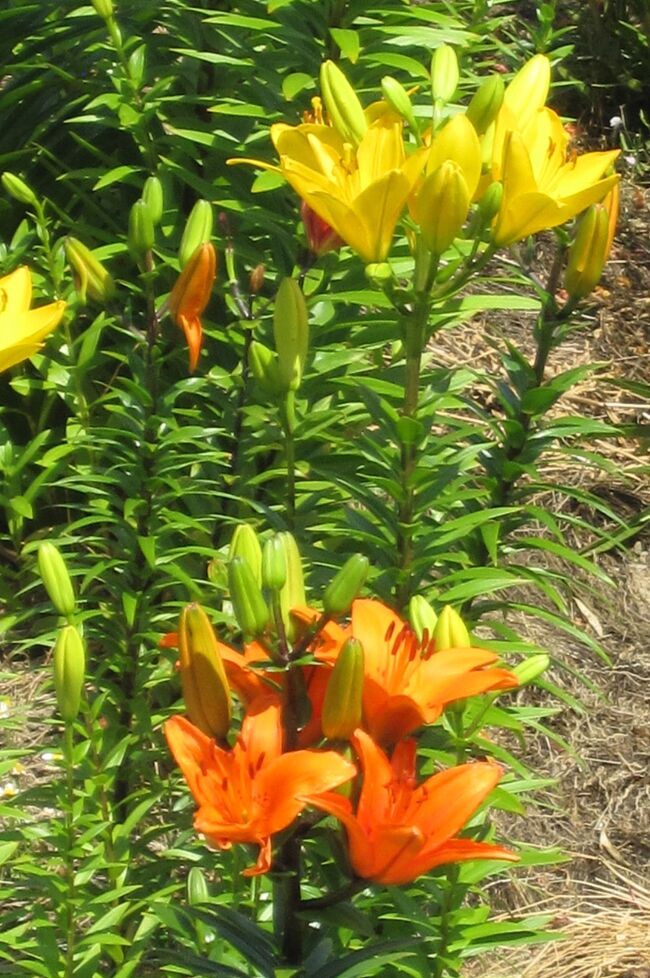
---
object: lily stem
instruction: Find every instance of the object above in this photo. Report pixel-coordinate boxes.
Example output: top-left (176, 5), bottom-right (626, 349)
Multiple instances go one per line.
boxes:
top-left (281, 392), bottom-right (296, 532)
top-left (395, 298), bottom-right (429, 611)
top-left (62, 722), bottom-right (76, 978)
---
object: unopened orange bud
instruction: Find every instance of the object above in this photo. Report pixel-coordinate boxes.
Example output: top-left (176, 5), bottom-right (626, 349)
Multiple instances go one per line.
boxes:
top-left (168, 242), bottom-right (217, 372)
top-left (249, 263), bottom-right (265, 294)
top-left (301, 202), bottom-right (343, 256)
top-left (178, 603), bottom-right (231, 739)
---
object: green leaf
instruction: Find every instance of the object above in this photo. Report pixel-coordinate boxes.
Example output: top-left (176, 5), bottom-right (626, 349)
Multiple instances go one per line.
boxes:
top-left (330, 28), bottom-right (361, 63)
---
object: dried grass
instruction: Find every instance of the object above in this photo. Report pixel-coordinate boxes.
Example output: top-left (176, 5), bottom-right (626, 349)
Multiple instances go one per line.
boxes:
top-left (468, 867), bottom-right (650, 978)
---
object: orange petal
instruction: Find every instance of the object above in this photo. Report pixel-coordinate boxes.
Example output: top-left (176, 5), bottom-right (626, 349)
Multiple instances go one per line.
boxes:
top-left (261, 748), bottom-right (356, 834)
top-left (164, 715), bottom-right (213, 801)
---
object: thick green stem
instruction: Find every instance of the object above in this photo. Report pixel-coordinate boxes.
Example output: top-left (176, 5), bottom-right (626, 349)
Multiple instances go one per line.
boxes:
top-left (62, 722), bottom-right (76, 978)
top-left (281, 392), bottom-right (296, 532)
top-left (395, 300), bottom-right (428, 610)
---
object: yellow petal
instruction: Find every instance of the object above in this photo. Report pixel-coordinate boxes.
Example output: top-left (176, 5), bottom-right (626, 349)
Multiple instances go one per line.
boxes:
top-left (356, 119), bottom-right (405, 189)
top-left (0, 299), bottom-right (66, 372)
top-left (425, 114), bottom-right (482, 198)
top-left (548, 151), bottom-right (620, 199)
top-left (0, 266), bottom-right (32, 314)
top-left (503, 54), bottom-right (551, 129)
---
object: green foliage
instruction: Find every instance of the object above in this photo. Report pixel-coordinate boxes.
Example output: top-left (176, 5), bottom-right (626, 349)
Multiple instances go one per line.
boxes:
top-left (0, 1), bottom-right (640, 976)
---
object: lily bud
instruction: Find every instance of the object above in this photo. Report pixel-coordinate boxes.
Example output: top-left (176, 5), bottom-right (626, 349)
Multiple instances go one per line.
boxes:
top-left (322, 638), bottom-right (364, 740)
top-left (503, 54), bottom-right (551, 129)
top-left (91, 0), bottom-right (113, 18)
top-left (477, 180), bottom-right (503, 225)
top-left (53, 625), bottom-right (85, 722)
top-left (228, 524), bottom-right (262, 586)
top-left (262, 535), bottom-right (287, 593)
top-left (179, 603), bottom-right (231, 739)
top-left (142, 176), bottom-right (164, 226)
top-left (38, 542), bottom-right (76, 619)
top-left (512, 653), bottom-right (550, 686)
top-left (430, 44), bottom-right (459, 104)
top-left (128, 198), bottom-right (155, 264)
top-left (2, 172), bottom-right (38, 207)
top-left (249, 263), bottom-right (265, 295)
top-left (273, 278), bottom-right (309, 391)
top-left (179, 200), bottom-right (213, 268)
top-left (249, 340), bottom-right (284, 397)
top-left (64, 237), bottom-right (116, 305)
top-left (466, 74), bottom-right (504, 135)
top-left (408, 594), bottom-right (438, 643)
top-left (301, 202), bottom-right (343, 257)
top-left (380, 76), bottom-right (417, 131)
top-left (564, 203), bottom-right (611, 300)
top-left (168, 241), bottom-right (217, 372)
top-left (414, 161), bottom-right (470, 254)
top-left (187, 866), bottom-right (210, 905)
top-left (433, 605), bottom-right (470, 650)
top-left (320, 60), bottom-right (368, 147)
top-left (323, 554), bottom-right (369, 617)
top-left (277, 531), bottom-right (306, 642)
top-left (228, 556), bottom-right (270, 641)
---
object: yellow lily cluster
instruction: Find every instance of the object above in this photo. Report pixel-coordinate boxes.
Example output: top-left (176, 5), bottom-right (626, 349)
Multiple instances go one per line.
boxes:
top-left (233, 55), bottom-right (619, 267)
top-left (490, 55), bottom-right (620, 245)
top-left (0, 267), bottom-right (65, 373)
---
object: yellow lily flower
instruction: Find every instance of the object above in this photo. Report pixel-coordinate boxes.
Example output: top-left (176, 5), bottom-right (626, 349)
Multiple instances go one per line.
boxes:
top-left (410, 114), bottom-right (482, 249)
top-left (0, 267), bottom-right (66, 373)
top-left (232, 116), bottom-right (426, 264)
top-left (488, 54), bottom-right (619, 245)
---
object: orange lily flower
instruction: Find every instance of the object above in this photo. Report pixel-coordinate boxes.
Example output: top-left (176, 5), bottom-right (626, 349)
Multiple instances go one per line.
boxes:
top-left (308, 599), bottom-right (518, 745)
top-left (306, 729), bottom-right (517, 885)
top-left (168, 241), bottom-right (216, 372)
top-left (164, 697), bottom-right (356, 876)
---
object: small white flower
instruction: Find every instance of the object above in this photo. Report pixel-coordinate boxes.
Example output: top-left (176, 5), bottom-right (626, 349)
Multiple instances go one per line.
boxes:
top-left (0, 781), bottom-right (18, 798)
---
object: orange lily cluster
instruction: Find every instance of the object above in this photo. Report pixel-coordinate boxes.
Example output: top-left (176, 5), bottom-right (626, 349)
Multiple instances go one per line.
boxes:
top-left (164, 595), bottom-right (519, 884)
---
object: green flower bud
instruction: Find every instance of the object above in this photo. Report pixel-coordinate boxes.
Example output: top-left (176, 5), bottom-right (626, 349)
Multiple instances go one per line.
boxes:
top-left (364, 262), bottom-right (393, 287)
top-left (38, 542), bottom-right (76, 618)
top-left (249, 340), bottom-right (284, 397)
top-left (179, 200), bottom-right (213, 269)
top-left (179, 603), bottom-right (231, 739)
top-left (322, 638), bottom-right (364, 740)
top-left (512, 653), bottom-right (550, 686)
top-left (53, 625), bottom-right (85, 722)
top-left (128, 198), bottom-right (155, 264)
top-left (187, 866), bottom-right (210, 905)
top-left (142, 176), bottom-right (163, 225)
top-left (64, 236), bottom-right (116, 305)
top-left (408, 595), bottom-right (438, 643)
top-left (228, 556), bottom-right (270, 641)
top-left (1, 172), bottom-right (38, 207)
top-left (414, 161), bottom-right (470, 254)
top-left (433, 605), bottom-right (470, 650)
top-left (466, 74), bottom-right (505, 135)
top-left (228, 524), bottom-right (262, 586)
top-left (430, 44), bottom-right (459, 104)
top-left (91, 0), bottom-right (114, 18)
top-left (478, 180), bottom-right (503, 225)
top-left (320, 60), bottom-right (368, 147)
top-left (277, 531), bottom-right (306, 642)
top-left (323, 554), bottom-right (369, 617)
top-left (380, 76), bottom-right (417, 131)
top-left (565, 204), bottom-right (610, 300)
top-left (273, 278), bottom-right (309, 391)
top-left (262, 535), bottom-right (287, 593)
